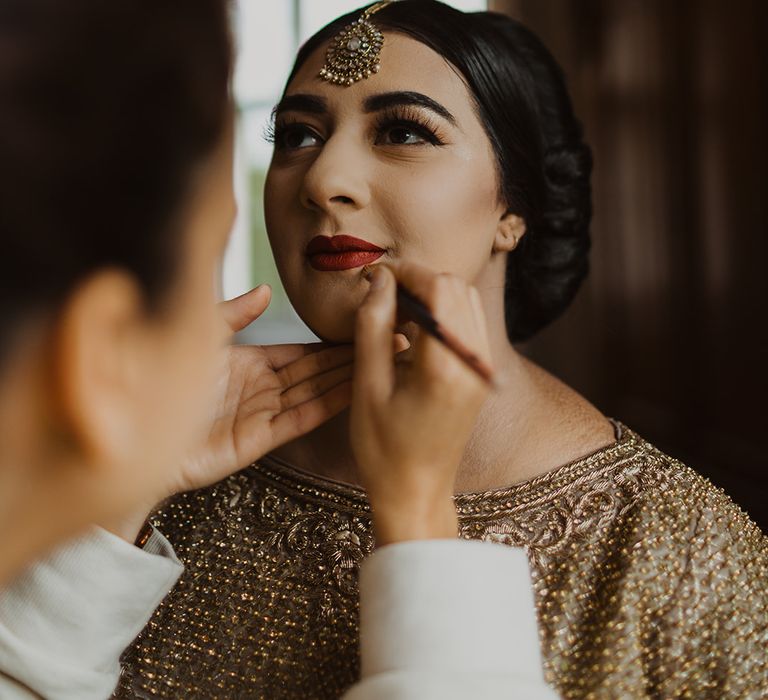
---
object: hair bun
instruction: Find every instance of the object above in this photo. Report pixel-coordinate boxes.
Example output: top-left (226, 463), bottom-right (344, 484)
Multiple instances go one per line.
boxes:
top-left (505, 137), bottom-right (593, 342)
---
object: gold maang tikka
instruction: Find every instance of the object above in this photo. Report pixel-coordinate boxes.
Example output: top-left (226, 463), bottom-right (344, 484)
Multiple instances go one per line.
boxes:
top-left (318, 2), bottom-right (394, 86)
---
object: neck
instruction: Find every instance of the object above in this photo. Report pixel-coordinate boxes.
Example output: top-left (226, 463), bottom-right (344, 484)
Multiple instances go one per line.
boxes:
top-left (272, 253), bottom-right (578, 491)
top-left (273, 253), bottom-right (614, 491)
top-left (0, 348), bottom-right (113, 586)
top-left (0, 453), bottom-right (105, 587)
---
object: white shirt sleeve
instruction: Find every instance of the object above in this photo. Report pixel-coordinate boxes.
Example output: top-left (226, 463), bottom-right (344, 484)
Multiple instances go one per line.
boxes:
top-left (0, 532), bottom-right (558, 700)
top-left (345, 539), bottom-right (559, 700)
top-left (0, 526), bottom-right (182, 700)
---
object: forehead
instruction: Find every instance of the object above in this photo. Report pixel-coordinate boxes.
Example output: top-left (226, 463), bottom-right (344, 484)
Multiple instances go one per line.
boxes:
top-left (286, 32), bottom-right (474, 117)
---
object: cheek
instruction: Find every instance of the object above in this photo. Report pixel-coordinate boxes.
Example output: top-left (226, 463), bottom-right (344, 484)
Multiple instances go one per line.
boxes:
top-left (261, 151), bottom-right (501, 343)
top-left (264, 170), bottom-right (303, 290)
top-left (264, 168), bottom-right (297, 261)
top-left (265, 168), bottom-right (353, 340)
top-left (380, 155), bottom-right (500, 280)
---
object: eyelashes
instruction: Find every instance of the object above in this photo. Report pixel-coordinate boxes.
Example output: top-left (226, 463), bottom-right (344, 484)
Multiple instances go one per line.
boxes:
top-left (265, 106), bottom-right (447, 151)
top-left (263, 119), bottom-right (277, 144)
top-left (373, 106), bottom-right (445, 146)
top-left (264, 117), bottom-right (317, 150)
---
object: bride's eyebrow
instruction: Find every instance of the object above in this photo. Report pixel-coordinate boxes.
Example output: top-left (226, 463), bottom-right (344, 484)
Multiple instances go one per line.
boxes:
top-left (363, 91), bottom-right (457, 126)
top-left (273, 94), bottom-right (327, 117)
top-left (272, 91), bottom-right (457, 127)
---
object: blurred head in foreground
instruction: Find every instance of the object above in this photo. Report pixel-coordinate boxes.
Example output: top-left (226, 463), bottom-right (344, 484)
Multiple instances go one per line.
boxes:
top-left (0, 0), bottom-right (233, 579)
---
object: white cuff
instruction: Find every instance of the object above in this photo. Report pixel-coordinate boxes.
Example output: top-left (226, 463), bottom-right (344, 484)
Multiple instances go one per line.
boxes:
top-left (0, 526), bottom-right (182, 700)
top-left (358, 539), bottom-right (544, 681)
top-left (344, 671), bottom-right (559, 700)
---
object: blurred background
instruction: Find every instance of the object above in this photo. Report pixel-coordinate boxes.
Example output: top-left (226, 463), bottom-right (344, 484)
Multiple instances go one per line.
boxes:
top-left (228, 0), bottom-right (767, 531)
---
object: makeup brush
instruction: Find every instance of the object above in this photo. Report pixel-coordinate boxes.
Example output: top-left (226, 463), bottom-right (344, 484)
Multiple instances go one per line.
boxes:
top-left (363, 266), bottom-right (498, 389)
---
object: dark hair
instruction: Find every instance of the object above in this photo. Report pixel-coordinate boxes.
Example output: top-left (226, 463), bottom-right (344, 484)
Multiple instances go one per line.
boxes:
top-left (0, 0), bottom-right (232, 363)
top-left (286, 0), bottom-right (592, 342)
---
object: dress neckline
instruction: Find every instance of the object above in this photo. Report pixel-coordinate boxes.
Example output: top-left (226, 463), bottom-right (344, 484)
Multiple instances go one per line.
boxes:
top-left (253, 419), bottom-right (641, 517)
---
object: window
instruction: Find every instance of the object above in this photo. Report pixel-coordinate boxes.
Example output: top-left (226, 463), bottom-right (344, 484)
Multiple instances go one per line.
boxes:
top-left (228, 0), bottom-right (488, 342)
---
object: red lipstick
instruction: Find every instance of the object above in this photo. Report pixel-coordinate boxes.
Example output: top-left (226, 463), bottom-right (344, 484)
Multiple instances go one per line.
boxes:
top-left (306, 235), bottom-right (385, 271)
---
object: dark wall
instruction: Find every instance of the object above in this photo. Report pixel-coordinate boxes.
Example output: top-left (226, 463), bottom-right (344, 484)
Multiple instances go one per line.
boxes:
top-left (490, 0), bottom-right (768, 530)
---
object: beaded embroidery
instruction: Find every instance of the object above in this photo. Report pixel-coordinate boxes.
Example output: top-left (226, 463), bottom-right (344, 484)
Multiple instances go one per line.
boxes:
top-left (116, 425), bottom-right (768, 699)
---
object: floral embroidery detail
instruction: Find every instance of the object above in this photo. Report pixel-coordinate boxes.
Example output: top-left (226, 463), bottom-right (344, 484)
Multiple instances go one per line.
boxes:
top-left (258, 488), bottom-right (373, 600)
top-left (116, 426), bottom-right (768, 700)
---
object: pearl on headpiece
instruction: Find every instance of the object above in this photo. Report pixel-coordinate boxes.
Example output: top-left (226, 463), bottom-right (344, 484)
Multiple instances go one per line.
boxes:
top-left (318, 1), bottom-right (393, 87)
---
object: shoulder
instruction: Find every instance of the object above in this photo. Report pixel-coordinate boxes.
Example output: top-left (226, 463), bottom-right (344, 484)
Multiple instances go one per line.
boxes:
top-left (468, 425), bottom-right (767, 695)
top-left (616, 426), bottom-right (764, 545)
top-left (584, 425), bottom-right (768, 627)
top-left (613, 429), bottom-right (768, 691)
top-left (579, 425), bottom-right (766, 559)
top-left (479, 422), bottom-right (767, 585)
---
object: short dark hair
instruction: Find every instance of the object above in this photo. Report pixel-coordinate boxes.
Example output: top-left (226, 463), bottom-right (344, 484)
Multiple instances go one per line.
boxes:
top-left (286, 0), bottom-right (592, 342)
top-left (0, 0), bottom-right (232, 363)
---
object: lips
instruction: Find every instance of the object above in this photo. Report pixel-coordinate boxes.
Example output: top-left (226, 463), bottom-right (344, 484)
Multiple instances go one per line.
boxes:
top-left (306, 235), bottom-right (385, 272)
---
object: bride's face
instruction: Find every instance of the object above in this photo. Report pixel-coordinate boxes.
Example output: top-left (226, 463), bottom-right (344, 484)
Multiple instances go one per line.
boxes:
top-left (265, 32), bottom-right (507, 341)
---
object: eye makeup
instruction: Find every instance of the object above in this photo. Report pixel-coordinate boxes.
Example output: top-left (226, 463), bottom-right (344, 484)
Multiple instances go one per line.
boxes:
top-left (372, 105), bottom-right (446, 146)
top-left (265, 118), bottom-right (322, 151)
top-left (265, 104), bottom-right (449, 152)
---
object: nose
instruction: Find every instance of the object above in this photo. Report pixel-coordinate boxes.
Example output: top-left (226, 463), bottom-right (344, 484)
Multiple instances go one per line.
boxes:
top-left (299, 132), bottom-right (370, 215)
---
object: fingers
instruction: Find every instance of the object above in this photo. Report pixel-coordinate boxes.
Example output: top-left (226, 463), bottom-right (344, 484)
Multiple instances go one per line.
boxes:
top-left (412, 288), bottom-right (479, 387)
top-left (276, 344), bottom-right (354, 388)
top-left (259, 341), bottom-right (341, 371)
top-left (354, 266), bottom-right (398, 404)
top-left (393, 333), bottom-right (410, 353)
top-left (270, 381), bottom-right (353, 447)
top-left (378, 260), bottom-right (436, 304)
top-left (220, 285), bottom-right (272, 333)
top-left (234, 352), bottom-right (352, 425)
top-left (279, 364), bottom-right (353, 411)
top-left (380, 260), bottom-right (459, 317)
top-left (383, 261), bottom-right (481, 341)
top-left (259, 334), bottom-right (405, 378)
top-left (382, 262), bottom-right (492, 387)
top-left (261, 343), bottom-right (326, 370)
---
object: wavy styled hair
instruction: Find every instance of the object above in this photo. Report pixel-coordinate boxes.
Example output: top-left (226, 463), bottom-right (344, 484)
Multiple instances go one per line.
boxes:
top-left (286, 0), bottom-right (592, 342)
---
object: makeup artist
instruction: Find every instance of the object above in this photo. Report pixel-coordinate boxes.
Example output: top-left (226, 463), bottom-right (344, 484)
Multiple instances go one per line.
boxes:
top-left (0, 0), bottom-right (556, 698)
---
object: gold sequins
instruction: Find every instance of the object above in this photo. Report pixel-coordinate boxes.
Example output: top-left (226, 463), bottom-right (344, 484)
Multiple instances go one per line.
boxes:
top-left (115, 425), bottom-right (768, 699)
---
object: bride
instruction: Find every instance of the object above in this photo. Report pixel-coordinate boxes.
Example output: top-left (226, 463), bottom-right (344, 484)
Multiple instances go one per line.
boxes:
top-left (118, 2), bottom-right (768, 698)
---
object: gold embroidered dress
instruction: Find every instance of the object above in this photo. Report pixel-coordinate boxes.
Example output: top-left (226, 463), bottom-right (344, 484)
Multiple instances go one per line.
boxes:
top-left (116, 424), bottom-right (768, 699)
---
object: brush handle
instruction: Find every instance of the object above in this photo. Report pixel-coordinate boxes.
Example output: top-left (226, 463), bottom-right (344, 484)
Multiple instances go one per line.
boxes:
top-left (396, 284), bottom-right (496, 388)
top-left (396, 285), bottom-right (441, 334)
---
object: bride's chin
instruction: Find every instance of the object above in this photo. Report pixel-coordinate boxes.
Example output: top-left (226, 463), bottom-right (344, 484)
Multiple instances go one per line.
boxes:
top-left (290, 280), bottom-right (370, 343)
top-left (299, 308), bottom-right (357, 344)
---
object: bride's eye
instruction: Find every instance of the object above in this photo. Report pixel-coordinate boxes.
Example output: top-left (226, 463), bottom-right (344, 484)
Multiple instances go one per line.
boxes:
top-left (374, 109), bottom-right (444, 147)
top-left (383, 125), bottom-right (429, 145)
top-left (270, 123), bottom-right (322, 151)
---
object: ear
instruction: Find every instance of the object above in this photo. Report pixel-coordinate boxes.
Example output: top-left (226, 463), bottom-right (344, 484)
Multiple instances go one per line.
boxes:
top-left (52, 269), bottom-right (147, 471)
top-left (493, 212), bottom-right (527, 254)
